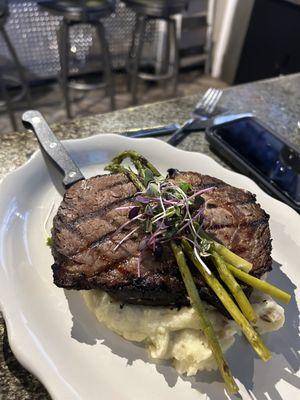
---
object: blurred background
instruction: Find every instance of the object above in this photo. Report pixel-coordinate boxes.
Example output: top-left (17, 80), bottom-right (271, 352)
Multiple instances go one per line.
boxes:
top-left (0, 0), bottom-right (299, 134)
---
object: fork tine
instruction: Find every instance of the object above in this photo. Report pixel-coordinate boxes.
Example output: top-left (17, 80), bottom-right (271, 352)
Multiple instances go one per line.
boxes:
top-left (214, 90), bottom-right (223, 108)
top-left (202, 88), bottom-right (217, 109)
top-left (207, 89), bottom-right (223, 114)
top-left (195, 88), bottom-right (213, 109)
top-left (210, 89), bottom-right (223, 113)
top-left (203, 88), bottom-right (219, 111)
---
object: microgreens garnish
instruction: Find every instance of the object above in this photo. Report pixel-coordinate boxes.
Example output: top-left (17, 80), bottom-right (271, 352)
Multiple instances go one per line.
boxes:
top-left (131, 178), bottom-right (215, 265)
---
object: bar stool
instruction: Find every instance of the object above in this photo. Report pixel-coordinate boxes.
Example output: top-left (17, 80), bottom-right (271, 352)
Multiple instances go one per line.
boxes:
top-left (124, 0), bottom-right (188, 105)
top-left (38, 0), bottom-right (116, 118)
top-left (0, 0), bottom-right (31, 131)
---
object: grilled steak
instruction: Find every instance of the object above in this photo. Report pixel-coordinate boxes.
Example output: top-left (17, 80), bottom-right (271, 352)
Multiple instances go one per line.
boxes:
top-left (51, 171), bottom-right (272, 310)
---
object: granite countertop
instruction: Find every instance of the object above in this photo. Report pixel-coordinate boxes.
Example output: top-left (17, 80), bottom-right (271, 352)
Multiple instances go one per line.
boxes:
top-left (1, 73), bottom-right (300, 399)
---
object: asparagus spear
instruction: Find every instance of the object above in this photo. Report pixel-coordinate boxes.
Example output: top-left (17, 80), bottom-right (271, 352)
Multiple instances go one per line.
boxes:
top-left (110, 150), bottom-right (161, 177)
top-left (170, 241), bottom-right (238, 394)
top-left (211, 251), bottom-right (257, 322)
top-left (104, 163), bottom-right (145, 191)
top-left (212, 241), bottom-right (252, 273)
top-left (182, 240), bottom-right (272, 362)
top-left (225, 263), bottom-right (291, 304)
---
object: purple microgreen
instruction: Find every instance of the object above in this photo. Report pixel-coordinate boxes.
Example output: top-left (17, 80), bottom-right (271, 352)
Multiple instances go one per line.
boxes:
top-left (177, 218), bottom-right (194, 235)
top-left (163, 199), bottom-right (180, 205)
top-left (187, 186), bottom-right (216, 201)
top-left (156, 220), bottom-right (167, 229)
top-left (113, 226), bottom-right (140, 251)
top-left (115, 213), bottom-right (144, 236)
top-left (135, 195), bottom-right (151, 204)
top-left (129, 206), bottom-right (140, 219)
top-left (144, 204), bottom-right (155, 217)
top-left (147, 229), bottom-right (166, 246)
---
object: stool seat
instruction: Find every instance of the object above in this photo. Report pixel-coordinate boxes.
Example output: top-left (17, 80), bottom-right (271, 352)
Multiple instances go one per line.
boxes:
top-left (124, 0), bottom-right (187, 18)
top-left (38, 0), bottom-right (115, 21)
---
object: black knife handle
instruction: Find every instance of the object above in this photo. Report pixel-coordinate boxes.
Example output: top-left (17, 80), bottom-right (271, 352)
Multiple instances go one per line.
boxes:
top-left (22, 110), bottom-right (84, 188)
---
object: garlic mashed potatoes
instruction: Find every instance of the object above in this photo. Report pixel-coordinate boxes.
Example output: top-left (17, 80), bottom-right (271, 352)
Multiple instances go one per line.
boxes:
top-left (82, 290), bottom-right (284, 376)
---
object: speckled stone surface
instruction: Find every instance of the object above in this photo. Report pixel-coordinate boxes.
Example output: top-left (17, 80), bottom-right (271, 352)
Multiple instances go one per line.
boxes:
top-left (0, 73), bottom-right (300, 399)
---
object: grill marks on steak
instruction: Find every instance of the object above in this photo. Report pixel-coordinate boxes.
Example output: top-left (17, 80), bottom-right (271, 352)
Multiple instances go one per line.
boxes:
top-left (52, 171), bottom-right (272, 309)
top-left (52, 174), bottom-right (136, 257)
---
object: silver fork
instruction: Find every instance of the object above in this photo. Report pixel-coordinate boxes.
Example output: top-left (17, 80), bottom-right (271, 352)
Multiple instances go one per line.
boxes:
top-left (168, 88), bottom-right (223, 146)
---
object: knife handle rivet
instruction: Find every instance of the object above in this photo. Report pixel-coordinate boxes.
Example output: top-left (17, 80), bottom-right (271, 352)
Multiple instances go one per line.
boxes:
top-left (69, 171), bottom-right (76, 178)
top-left (32, 117), bottom-right (41, 124)
top-left (49, 142), bottom-right (57, 149)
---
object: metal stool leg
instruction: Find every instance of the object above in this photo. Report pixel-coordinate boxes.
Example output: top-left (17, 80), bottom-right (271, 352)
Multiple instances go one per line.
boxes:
top-left (95, 21), bottom-right (115, 111)
top-left (170, 18), bottom-right (179, 97)
top-left (58, 19), bottom-right (72, 119)
top-left (161, 18), bottom-right (171, 93)
top-left (0, 27), bottom-right (32, 108)
top-left (164, 19), bottom-right (171, 76)
top-left (130, 15), bottom-right (146, 106)
top-left (127, 15), bottom-right (140, 92)
top-left (0, 76), bottom-right (17, 131)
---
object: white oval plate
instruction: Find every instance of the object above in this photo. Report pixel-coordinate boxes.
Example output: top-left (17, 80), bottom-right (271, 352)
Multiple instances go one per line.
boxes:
top-left (0, 134), bottom-right (299, 400)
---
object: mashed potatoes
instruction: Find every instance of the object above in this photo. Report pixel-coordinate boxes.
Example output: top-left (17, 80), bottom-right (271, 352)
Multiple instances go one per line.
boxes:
top-left (82, 290), bottom-right (284, 376)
